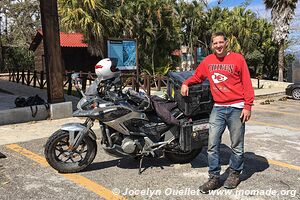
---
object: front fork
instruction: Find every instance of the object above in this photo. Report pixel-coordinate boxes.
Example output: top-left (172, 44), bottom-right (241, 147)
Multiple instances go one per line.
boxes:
top-left (61, 118), bottom-right (95, 151)
top-left (98, 122), bottom-right (113, 148)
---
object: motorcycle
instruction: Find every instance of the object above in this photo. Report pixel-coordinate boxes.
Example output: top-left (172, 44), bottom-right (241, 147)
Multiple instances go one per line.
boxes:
top-left (44, 58), bottom-right (210, 174)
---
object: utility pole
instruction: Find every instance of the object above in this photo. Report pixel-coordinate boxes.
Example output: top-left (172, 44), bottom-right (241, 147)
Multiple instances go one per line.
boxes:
top-left (39, 0), bottom-right (64, 103)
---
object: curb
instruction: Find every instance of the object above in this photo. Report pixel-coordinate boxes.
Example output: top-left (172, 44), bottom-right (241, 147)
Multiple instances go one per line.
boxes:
top-left (254, 92), bottom-right (286, 100)
top-left (0, 102), bottom-right (73, 126)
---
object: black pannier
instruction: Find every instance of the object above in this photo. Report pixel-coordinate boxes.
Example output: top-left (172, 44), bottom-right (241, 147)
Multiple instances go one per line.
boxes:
top-left (167, 71), bottom-right (213, 116)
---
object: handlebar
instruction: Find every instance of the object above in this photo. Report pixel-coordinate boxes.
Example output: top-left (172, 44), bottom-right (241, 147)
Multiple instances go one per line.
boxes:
top-left (127, 89), bottom-right (151, 111)
top-left (71, 73), bottom-right (151, 111)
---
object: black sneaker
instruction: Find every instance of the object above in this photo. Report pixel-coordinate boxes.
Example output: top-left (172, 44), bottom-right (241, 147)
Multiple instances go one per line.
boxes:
top-left (199, 176), bottom-right (220, 194)
top-left (223, 169), bottom-right (240, 189)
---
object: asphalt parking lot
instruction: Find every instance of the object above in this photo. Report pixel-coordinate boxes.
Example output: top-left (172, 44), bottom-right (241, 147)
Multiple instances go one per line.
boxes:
top-left (0, 96), bottom-right (299, 200)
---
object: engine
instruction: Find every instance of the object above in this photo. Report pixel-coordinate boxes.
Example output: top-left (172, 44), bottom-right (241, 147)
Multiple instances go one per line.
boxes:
top-left (121, 137), bottom-right (140, 154)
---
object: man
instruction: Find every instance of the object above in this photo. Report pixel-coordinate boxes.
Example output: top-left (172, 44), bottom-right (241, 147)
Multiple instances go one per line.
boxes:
top-left (181, 32), bottom-right (254, 193)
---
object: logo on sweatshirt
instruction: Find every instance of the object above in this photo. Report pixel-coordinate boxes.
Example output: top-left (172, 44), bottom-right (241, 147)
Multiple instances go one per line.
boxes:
top-left (212, 72), bottom-right (228, 83)
top-left (208, 64), bottom-right (234, 74)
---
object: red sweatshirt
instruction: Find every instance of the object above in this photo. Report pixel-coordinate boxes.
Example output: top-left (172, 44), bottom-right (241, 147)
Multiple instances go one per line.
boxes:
top-left (183, 52), bottom-right (254, 110)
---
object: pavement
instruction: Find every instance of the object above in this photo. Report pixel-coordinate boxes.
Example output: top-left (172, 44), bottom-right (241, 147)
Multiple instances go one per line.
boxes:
top-left (0, 78), bottom-right (288, 146)
top-left (1, 79), bottom-right (299, 200)
top-left (0, 79), bottom-right (80, 111)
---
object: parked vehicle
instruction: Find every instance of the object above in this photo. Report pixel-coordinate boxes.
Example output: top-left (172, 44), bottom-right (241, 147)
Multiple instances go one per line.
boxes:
top-left (286, 82), bottom-right (300, 100)
top-left (44, 58), bottom-right (212, 174)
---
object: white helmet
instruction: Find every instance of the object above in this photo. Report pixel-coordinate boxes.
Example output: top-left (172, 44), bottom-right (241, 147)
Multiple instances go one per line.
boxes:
top-left (95, 58), bottom-right (120, 80)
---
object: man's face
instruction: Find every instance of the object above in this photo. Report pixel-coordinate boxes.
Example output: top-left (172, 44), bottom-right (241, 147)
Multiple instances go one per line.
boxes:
top-left (211, 35), bottom-right (228, 57)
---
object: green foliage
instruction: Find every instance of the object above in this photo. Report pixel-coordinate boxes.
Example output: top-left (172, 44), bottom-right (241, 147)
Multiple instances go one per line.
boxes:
top-left (203, 6), bottom-right (282, 79)
top-left (264, 0), bottom-right (298, 81)
top-left (0, 0), bottom-right (40, 47)
top-left (58, 0), bottom-right (113, 57)
top-left (2, 0), bottom-right (295, 80)
top-left (114, 0), bottom-right (181, 77)
top-left (4, 47), bottom-right (34, 70)
top-left (0, 0), bottom-right (39, 72)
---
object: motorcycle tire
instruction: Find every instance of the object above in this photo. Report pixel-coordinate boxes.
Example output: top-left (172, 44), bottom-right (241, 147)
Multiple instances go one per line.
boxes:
top-left (44, 130), bottom-right (97, 173)
top-left (164, 147), bottom-right (202, 164)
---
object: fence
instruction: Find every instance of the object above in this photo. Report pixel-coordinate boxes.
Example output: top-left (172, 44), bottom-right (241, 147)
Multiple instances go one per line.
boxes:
top-left (8, 69), bottom-right (47, 89)
top-left (8, 70), bottom-right (169, 95)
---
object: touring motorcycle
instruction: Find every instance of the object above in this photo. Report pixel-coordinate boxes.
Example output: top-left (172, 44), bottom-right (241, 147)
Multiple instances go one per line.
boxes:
top-left (44, 58), bottom-right (211, 174)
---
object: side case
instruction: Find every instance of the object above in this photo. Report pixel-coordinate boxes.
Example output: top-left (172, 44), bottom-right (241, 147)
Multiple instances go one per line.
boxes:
top-left (167, 71), bottom-right (213, 117)
top-left (179, 118), bottom-right (209, 151)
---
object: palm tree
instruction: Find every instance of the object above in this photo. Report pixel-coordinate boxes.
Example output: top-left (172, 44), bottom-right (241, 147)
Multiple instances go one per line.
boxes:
top-left (264, 0), bottom-right (298, 81)
top-left (58, 0), bottom-right (112, 57)
top-left (116, 0), bottom-right (180, 77)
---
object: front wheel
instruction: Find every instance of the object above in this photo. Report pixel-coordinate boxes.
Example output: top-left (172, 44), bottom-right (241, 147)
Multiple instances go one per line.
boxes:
top-left (44, 130), bottom-right (97, 173)
top-left (292, 88), bottom-right (300, 100)
top-left (164, 147), bottom-right (203, 164)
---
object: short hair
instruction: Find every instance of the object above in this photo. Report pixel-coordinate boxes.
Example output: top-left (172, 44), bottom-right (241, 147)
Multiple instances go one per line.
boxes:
top-left (211, 32), bottom-right (227, 42)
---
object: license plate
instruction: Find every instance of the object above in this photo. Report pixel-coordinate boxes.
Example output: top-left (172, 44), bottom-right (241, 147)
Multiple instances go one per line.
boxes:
top-left (192, 123), bottom-right (209, 132)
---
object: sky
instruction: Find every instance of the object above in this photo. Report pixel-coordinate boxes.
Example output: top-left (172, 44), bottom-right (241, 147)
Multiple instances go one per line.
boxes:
top-left (207, 0), bottom-right (300, 55)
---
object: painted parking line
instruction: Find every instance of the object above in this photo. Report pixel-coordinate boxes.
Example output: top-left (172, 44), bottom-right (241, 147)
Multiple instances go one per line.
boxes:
top-left (5, 144), bottom-right (127, 200)
top-left (249, 120), bottom-right (300, 132)
top-left (5, 143), bottom-right (300, 200)
top-left (268, 159), bottom-right (300, 171)
top-left (252, 108), bottom-right (300, 117)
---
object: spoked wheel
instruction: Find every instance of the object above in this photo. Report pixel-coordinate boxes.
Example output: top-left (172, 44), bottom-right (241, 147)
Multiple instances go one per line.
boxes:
top-left (292, 88), bottom-right (300, 100)
top-left (44, 130), bottom-right (97, 173)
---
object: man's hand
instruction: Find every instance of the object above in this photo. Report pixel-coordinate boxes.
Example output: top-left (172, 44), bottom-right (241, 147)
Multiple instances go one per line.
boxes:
top-left (240, 109), bottom-right (251, 123)
top-left (181, 84), bottom-right (189, 96)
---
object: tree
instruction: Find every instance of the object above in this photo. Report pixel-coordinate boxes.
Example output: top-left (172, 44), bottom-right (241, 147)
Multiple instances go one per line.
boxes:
top-left (0, 0), bottom-right (40, 46)
top-left (176, 1), bottom-right (205, 53)
top-left (204, 6), bottom-right (282, 79)
top-left (0, 0), bottom-right (39, 71)
top-left (57, 0), bottom-right (282, 80)
top-left (264, 0), bottom-right (298, 81)
top-left (58, 0), bottom-right (112, 57)
top-left (115, 0), bottom-right (180, 76)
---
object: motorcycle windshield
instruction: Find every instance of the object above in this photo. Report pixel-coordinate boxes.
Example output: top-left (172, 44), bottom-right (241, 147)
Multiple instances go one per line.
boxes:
top-left (85, 78), bottom-right (100, 96)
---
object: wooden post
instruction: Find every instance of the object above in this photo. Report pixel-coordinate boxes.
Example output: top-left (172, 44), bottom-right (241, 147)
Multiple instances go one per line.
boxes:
top-left (27, 70), bottom-right (31, 86)
top-left (143, 74), bottom-right (147, 89)
top-left (146, 75), bottom-right (150, 96)
top-left (82, 74), bottom-right (87, 91)
top-left (157, 75), bottom-right (161, 91)
top-left (131, 75), bottom-right (135, 90)
top-left (40, 70), bottom-right (44, 89)
top-left (12, 69), bottom-right (15, 82)
top-left (67, 73), bottom-right (72, 95)
top-left (16, 70), bottom-right (20, 83)
top-left (33, 70), bottom-right (37, 87)
top-left (88, 71), bottom-right (92, 85)
top-left (135, 39), bottom-right (139, 92)
top-left (40, 0), bottom-right (64, 103)
top-left (21, 70), bottom-right (25, 84)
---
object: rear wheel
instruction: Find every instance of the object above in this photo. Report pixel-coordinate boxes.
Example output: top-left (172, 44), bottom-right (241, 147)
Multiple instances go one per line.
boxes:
top-left (44, 130), bottom-right (97, 173)
top-left (292, 88), bottom-right (300, 100)
top-left (164, 147), bottom-right (203, 164)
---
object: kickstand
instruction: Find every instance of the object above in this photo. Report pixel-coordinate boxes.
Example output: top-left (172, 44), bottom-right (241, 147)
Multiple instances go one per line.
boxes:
top-left (138, 155), bottom-right (145, 175)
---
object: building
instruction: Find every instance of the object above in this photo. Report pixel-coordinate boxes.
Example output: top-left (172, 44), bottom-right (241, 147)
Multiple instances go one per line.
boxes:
top-left (29, 30), bottom-right (101, 72)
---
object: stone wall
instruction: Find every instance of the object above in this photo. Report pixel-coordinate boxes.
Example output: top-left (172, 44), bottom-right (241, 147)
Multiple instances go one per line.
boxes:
top-left (251, 78), bottom-right (292, 89)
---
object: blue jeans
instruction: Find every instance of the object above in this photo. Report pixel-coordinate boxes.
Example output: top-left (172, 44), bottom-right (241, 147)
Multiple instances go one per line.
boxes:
top-left (207, 106), bottom-right (245, 178)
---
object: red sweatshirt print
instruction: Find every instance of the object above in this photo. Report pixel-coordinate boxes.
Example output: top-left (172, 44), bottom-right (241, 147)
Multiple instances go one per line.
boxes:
top-left (183, 52), bottom-right (254, 110)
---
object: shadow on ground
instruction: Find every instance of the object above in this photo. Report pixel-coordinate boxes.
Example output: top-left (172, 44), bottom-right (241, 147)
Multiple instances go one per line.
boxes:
top-left (82, 144), bottom-right (269, 178)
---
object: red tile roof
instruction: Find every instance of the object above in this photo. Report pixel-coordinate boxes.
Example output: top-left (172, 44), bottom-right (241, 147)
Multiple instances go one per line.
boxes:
top-left (37, 30), bottom-right (88, 47)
